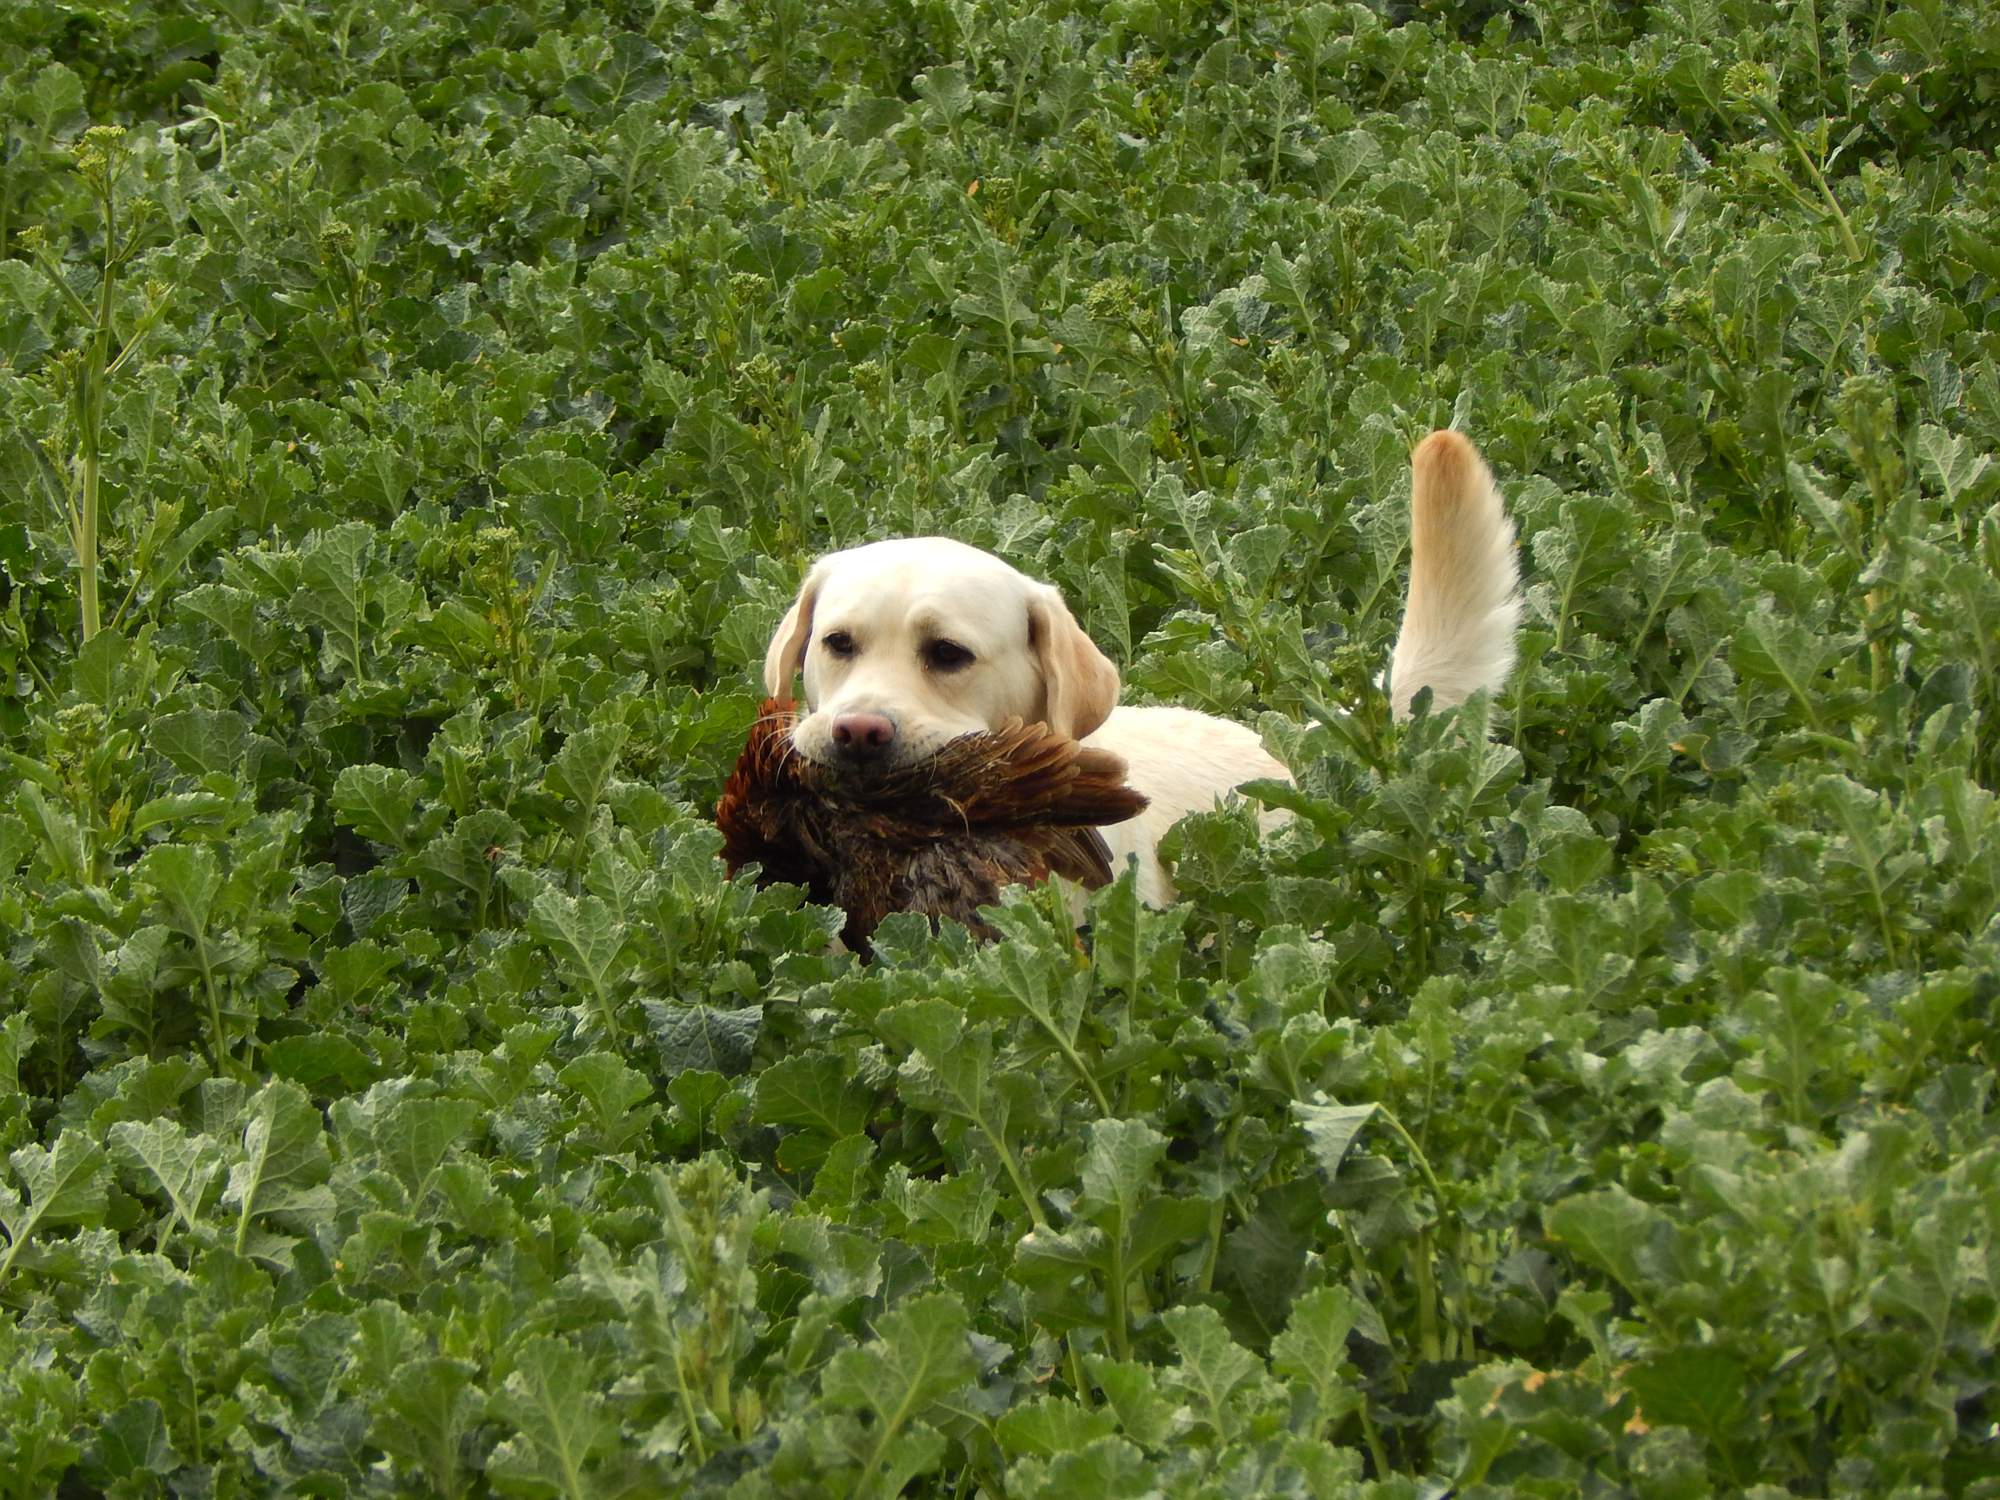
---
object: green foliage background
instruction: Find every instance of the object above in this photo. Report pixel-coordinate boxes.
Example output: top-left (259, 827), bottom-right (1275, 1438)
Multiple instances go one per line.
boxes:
top-left (3, 0), bottom-right (1998, 1493)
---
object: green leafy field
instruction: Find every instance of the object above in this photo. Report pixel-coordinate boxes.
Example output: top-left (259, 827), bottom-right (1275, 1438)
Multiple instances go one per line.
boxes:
top-left (4, 0), bottom-right (1999, 1493)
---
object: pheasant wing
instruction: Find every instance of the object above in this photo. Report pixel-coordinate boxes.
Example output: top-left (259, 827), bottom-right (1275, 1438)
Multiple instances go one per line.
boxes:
top-left (1031, 826), bottom-right (1119, 888)
top-left (911, 721), bottom-right (1147, 830)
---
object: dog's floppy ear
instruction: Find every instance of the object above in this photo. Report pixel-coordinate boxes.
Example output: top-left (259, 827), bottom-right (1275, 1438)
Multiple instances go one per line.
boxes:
top-left (763, 565), bottom-right (824, 697)
top-left (1028, 583), bottom-right (1120, 741)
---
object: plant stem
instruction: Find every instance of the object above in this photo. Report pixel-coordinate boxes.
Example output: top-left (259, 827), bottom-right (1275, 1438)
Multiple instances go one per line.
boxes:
top-left (76, 286), bottom-right (113, 645)
top-left (196, 938), bottom-right (231, 1079)
top-left (7, 614), bottom-right (58, 699)
top-left (1357, 1396), bottom-right (1394, 1477)
top-left (978, 1113), bottom-right (1045, 1231)
top-left (0, 1236), bottom-right (25, 1289)
top-left (1066, 1338), bottom-right (1094, 1406)
top-left (1107, 1232), bottom-right (1132, 1360)
top-left (1375, 1105), bottom-right (1464, 1358)
top-left (585, 975), bottom-right (623, 1043)
top-left (1053, 1031), bottom-right (1112, 1118)
top-left (1410, 1227), bottom-right (1441, 1361)
top-left (1196, 1196), bottom-right (1225, 1293)
top-left (856, 1375), bottom-right (925, 1500)
top-left (1752, 99), bottom-right (1864, 262)
top-left (1785, 122), bottom-right (1864, 262)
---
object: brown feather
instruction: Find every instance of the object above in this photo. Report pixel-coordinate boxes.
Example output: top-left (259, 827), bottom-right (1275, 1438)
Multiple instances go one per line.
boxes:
top-left (716, 699), bottom-right (1149, 951)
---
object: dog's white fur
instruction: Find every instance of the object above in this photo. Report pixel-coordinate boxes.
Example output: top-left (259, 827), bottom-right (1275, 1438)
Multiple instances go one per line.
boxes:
top-left (1387, 430), bottom-right (1523, 713)
top-left (763, 430), bottom-right (1521, 904)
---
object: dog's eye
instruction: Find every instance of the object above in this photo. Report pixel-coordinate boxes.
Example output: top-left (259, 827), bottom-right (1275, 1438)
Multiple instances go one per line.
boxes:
top-left (822, 631), bottom-right (857, 659)
top-left (924, 639), bottom-right (975, 671)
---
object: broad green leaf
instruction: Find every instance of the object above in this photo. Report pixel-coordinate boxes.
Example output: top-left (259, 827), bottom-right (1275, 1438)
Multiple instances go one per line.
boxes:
top-left (1087, 866), bottom-right (1190, 1004)
top-left (369, 1352), bottom-right (483, 1500)
top-left (995, 1395), bottom-right (1118, 1458)
top-left (1530, 494), bottom-right (1626, 636)
top-left (1545, 1187), bottom-right (1676, 1302)
top-left (884, 1162), bottom-right (1002, 1244)
top-left (146, 504), bottom-right (241, 599)
top-left (774, 1214), bottom-right (883, 1301)
top-left (379, 1096), bottom-right (481, 1204)
top-left (135, 843), bottom-right (221, 937)
top-left (292, 521), bottom-right (413, 676)
top-left (1083, 1356), bottom-right (1184, 1448)
top-left (1690, 868), bottom-right (1762, 930)
top-left (809, 1133), bottom-right (879, 1214)
top-left (333, 765), bottom-right (421, 851)
top-left (1160, 1304), bottom-right (1270, 1441)
top-left (180, 581), bottom-right (276, 662)
top-left (264, 1034), bottom-right (383, 1093)
top-left (544, 721), bottom-right (629, 811)
top-left (16, 782), bottom-right (86, 885)
top-left (754, 1052), bottom-right (873, 1138)
top-left (487, 1335), bottom-right (619, 1498)
top-left (864, 1423), bottom-right (949, 1500)
top-left (1871, 970), bottom-right (1976, 1094)
top-left (1123, 1196), bottom-right (1211, 1280)
top-left (820, 1291), bottom-right (975, 1422)
top-left (1271, 1284), bottom-right (1364, 1426)
top-left (518, 880), bottom-right (630, 1012)
top-left (1732, 606), bottom-right (1845, 717)
top-left (316, 940), bottom-right (401, 1003)
top-left (1079, 1117), bottom-right (1165, 1232)
top-left (645, 1001), bottom-right (760, 1077)
top-left (1293, 1099), bottom-right (1378, 1179)
top-left (0, 1134), bottom-right (109, 1284)
top-left (108, 1119), bottom-right (223, 1239)
top-left (24, 62), bottom-right (86, 134)
top-left (557, 1054), bottom-right (654, 1131)
top-left (1081, 424), bottom-right (1153, 496)
top-left (79, 1397), bottom-right (181, 1490)
top-left (880, 1003), bottom-right (1029, 1159)
top-left (150, 709), bottom-right (251, 778)
top-left (1006, 1435), bottom-right (1156, 1499)
top-left (128, 792), bottom-right (233, 839)
top-left (1875, 1203), bottom-right (1971, 1364)
top-left (1738, 966), bottom-right (1851, 1125)
top-left (500, 457), bottom-right (617, 559)
top-left (1625, 1346), bottom-right (1746, 1443)
top-left (223, 1081), bottom-right (335, 1255)
top-left (412, 810), bottom-right (522, 904)
top-left (1013, 1223), bottom-right (1110, 1290)
top-left (0, 1014), bottom-right (32, 1098)
top-left (1915, 424), bottom-right (1993, 508)
top-left (561, 32), bottom-right (668, 114)
top-left (973, 899), bottom-right (1093, 1052)
top-left (0, 1321), bottom-right (83, 1491)
top-left (1225, 524), bottom-right (1291, 601)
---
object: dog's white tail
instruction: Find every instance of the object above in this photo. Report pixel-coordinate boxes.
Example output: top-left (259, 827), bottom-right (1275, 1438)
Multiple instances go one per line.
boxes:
top-left (1387, 430), bottom-right (1522, 717)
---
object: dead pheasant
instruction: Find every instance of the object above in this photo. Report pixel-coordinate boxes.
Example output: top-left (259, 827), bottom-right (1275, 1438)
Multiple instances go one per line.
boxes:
top-left (716, 698), bottom-right (1149, 951)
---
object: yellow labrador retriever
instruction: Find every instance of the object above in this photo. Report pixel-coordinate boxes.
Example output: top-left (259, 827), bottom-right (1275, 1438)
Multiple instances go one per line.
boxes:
top-left (762, 430), bottom-right (1520, 903)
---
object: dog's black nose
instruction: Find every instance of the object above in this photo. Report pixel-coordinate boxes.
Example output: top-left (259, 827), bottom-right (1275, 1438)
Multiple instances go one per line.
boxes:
top-left (830, 712), bottom-right (897, 762)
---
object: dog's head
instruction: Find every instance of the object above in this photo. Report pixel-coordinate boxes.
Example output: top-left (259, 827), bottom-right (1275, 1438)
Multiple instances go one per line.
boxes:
top-left (763, 537), bottom-right (1120, 770)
